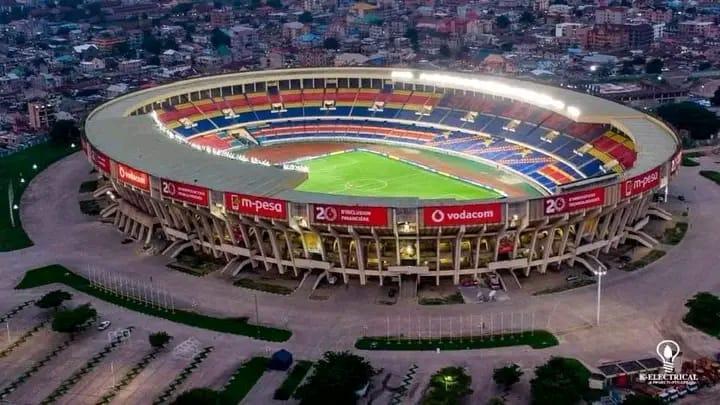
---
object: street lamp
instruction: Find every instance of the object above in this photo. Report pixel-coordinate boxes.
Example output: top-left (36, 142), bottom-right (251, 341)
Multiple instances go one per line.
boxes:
top-left (593, 268), bottom-right (608, 326)
top-left (442, 375), bottom-right (454, 391)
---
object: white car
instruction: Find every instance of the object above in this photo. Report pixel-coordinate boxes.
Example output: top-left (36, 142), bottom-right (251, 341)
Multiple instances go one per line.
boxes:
top-left (97, 320), bottom-right (111, 331)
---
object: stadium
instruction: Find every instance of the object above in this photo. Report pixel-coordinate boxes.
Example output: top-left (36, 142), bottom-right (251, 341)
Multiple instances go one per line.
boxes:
top-left (82, 67), bottom-right (681, 287)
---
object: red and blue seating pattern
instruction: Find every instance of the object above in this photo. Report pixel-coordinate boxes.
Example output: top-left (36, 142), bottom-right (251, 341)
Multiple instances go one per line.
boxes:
top-left (154, 87), bottom-right (638, 191)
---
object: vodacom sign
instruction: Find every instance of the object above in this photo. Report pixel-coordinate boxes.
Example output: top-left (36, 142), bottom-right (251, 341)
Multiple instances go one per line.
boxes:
top-left (117, 163), bottom-right (149, 191)
top-left (423, 203), bottom-right (503, 227)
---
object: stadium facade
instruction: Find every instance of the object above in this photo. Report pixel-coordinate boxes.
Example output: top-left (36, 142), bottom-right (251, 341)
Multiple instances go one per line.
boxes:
top-left (83, 68), bottom-right (680, 287)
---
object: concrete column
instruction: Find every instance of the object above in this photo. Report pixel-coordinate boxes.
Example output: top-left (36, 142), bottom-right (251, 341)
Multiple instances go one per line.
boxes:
top-left (453, 226), bottom-right (465, 285)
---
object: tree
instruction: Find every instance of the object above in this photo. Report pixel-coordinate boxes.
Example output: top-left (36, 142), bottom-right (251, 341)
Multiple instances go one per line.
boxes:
top-left (493, 364), bottom-right (523, 391)
top-left (298, 11), bottom-right (313, 24)
top-left (622, 394), bottom-right (664, 405)
top-left (422, 366), bottom-right (473, 405)
top-left (685, 292), bottom-right (720, 331)
top-left (171, 388), bottom-right (221, 404)
top-left (211, 28), bottom-right (231, 48)
top-left (495, 15), bottom-right (511, 30)
top-left (149, 331), bottom-right (172, 348)
top-left (698, 61), bottom-right (712, 71)
top-left (294, 351), bottom-right (376, 405)
top-left (519, 10), bottom-right (536, 25)
top-left (36, 290), bottom-right (72, 312)
top-left (266, 0), bottom-right (283, 9)
top-left (49, 120), bottom-right (80, 145)
top-left (645, 58), bottom-right (663, 74)
top-left (656, 102), bottom-right (720, 140)
top-left (323, 37), bottom-right (339, 50)
top-left (487, 397), bottom-right (506, 405)
top-left (530, 357), bottom-right (589, 405)
top-left (711, 87), bottom-right (720, 107)
top-left (51, 304), bottom-right (97, 335)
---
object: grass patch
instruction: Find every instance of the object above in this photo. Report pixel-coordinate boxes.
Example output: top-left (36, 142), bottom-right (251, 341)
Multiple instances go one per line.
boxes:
top-left (78, 199), bottom-right (101, 216)
top-left (78, 179), bottom-right (98, 193)
top-left (700, 170), bottom-right (720, 185)
top-left (16, 265), bottom-right (291, 342)
top-left (682, 156), bottom-right (700, 167)
top-left (273, 360), bottom-right (313, 400)
top-left (684, 151), bottom-right (704, 158)
top-left (234, 278), bottom-right (294, 295)
top-left (296, 150), bottom-right (503, 200)
top-left (683, 292), bottom-right (720, 338)
top-left (355, 330), bottom-right (558, 350)
top-left (419, 292), bottom-right (464, 305)
top-left (533, 279), bottom-right (595, 296)
top-left (219, 357), bottom-right (269, 404)
top-left (663, 222), bottom-right (688, 245)
top-left (622, 250), bottom-right (666, 272)
top-left (0, 141), bottom-right (76, 251)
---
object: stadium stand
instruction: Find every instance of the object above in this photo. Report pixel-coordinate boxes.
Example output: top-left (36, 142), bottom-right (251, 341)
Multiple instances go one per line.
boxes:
top-left (154, 87), bottom-right (635, 183)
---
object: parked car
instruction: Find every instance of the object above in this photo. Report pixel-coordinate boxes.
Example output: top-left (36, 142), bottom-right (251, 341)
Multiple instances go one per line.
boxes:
top-left (97, 320), bottom-right (111, 331)
top-left (565, 275), bottom-right (580, 283)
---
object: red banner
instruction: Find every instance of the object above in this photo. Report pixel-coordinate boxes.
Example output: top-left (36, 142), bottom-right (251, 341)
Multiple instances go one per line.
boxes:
top-left (312, 204), bottom-right (388, 227)
top-left (224, 192), bottom-right (287, 220)
top-left (544, 187), bottom-right (605, 215)
top-left (90, 146), bottom-right (111, 174)
top-left (670, 150), bottom-right (682, 175)
top-left (423, 203), bottom-right (503, 226)
top-left (117, 163), bottom-right (150, 191)
top-left (621, 167), bottom-right (661, 198)
top-left (161, 179), bottom-right (209, 206)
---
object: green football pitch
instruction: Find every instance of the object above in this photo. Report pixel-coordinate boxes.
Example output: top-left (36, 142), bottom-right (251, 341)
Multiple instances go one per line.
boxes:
top-left (294, 150), bottom-right (503, 200)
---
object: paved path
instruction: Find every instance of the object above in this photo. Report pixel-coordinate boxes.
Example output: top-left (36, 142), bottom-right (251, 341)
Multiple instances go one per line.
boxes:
top-left (2, 152), bottom-right (720, 403)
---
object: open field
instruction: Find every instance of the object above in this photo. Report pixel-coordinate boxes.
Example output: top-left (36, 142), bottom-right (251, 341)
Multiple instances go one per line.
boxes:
top-left (295, 150), bottom-right (503, 200)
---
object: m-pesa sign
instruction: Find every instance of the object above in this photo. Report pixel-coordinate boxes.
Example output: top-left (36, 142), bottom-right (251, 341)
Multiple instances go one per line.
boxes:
top-left (544, 187), bottom-right (605, 215)
top-left (117, 163), bottom-right (149, 191)
top-left (312, 204), bottom-right (388, 227)
top-left (423, 203), bottom-right (503, 226)
top-left (224, 192), bottom-right (287, 220)
top-left (622, 167), bottom-right (661, 198)
top-left (161, 179), bottom-right (209, 206)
